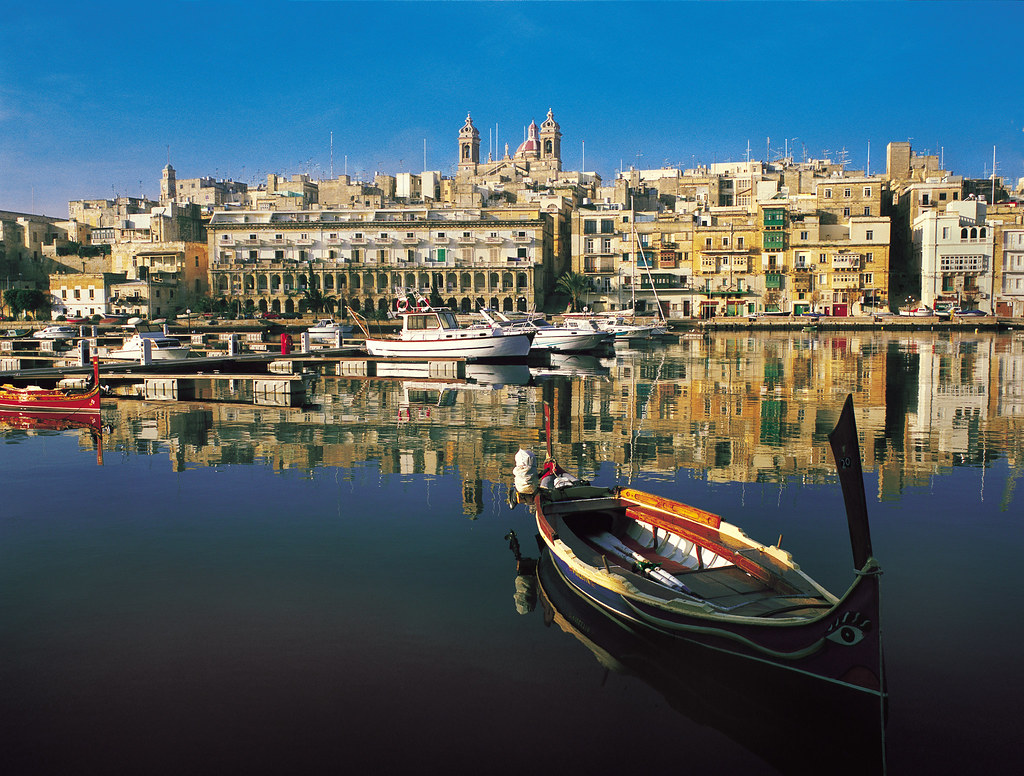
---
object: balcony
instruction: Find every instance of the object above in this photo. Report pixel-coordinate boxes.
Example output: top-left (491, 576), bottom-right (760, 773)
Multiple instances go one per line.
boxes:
top-left (833, 278), bottom-right (861, 290)
top-left (833, 254), bottom-right (860, 270)
top-left (350, 236), bottom-right (368, 245)
top-left (484, 235), bottom-right (503, 244)
top-left (458, 235), bottom-right (476, 244)
top-left (401, 236), bottom-right (419, 245)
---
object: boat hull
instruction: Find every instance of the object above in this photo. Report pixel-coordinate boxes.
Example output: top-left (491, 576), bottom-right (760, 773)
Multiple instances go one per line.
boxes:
top-left (0, 385), bottom-right (100, 414)
top-left (531, 331), bottom-right (610, 352)
top-left (364, 332), bottom-right (531, 360)
top-left (535, 490), bottom-right (884, 695)
top-left (108, 347), bottom-right (190, 361)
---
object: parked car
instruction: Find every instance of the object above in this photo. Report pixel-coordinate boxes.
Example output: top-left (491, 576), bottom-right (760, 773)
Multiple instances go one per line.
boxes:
top-left (260, 311), bottom-right (281, 319)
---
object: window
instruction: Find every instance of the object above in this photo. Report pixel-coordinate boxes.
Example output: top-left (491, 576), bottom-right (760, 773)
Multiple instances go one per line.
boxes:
top-left (824, 189), bottom-right (832, 199)
top-left (866, 230), bottom-right (873, 241)
top-left (705, 237), bottom-right (712, 248)
top-left (843, 208), bottom-right (851, 217)
top-left (722, 237), bottom-right (729, 247)
top-left (863, 207), bottom-right (871, 216)
top-left (584, 238), bottom-right (594, 253)
top-left (274, 250), bottom-right (283, 260)
top-left (943, 227), bottom-right (950, 239)
top-left (800, 231), bottom-right (808, 241)
top-left (737, 237), bottom-right (744, 249)
top-left (863, 187), bottom-right (872, 197)
top-left (819, 253), bottom-right (827, 264)
top-left (844, 188), bottom-right (852, 198)
top-left (601, 219), bottom-right (615, 234)
top-left (939, 192), bottom-right (947, 201)
top-left (865, 252), bottom-right (873, 263)
top-left (602, 238), bottom-right (612, 253)
top-left (584, 220), bottom-right (598, 235)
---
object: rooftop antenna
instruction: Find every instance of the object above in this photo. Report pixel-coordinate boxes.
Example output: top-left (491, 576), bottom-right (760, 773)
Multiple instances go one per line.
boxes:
top-left (992, 145), bottom-right (997, 203)
top-left (745, 139), bottom-right (751, 163)
top-left (423, 138), bottom-right (427, 173)
top-left (866, 140), bottom-right (871, 176)
top-left (330, 132), bottom-right (334, 178)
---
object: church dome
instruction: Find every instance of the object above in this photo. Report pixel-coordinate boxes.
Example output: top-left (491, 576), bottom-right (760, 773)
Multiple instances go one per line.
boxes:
top-left (515, 120), bottom-right (540, 158)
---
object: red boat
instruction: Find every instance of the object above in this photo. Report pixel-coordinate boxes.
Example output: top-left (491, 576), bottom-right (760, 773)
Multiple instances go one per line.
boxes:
top-left (0, 357), bottom-right (100, 415)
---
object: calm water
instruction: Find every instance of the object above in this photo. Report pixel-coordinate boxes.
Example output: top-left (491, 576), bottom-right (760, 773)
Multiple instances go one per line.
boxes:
top-left (2, 331), bottom-right (1022, 775)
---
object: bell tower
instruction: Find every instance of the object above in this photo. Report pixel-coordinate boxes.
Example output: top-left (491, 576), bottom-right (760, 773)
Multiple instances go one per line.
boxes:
top-left (539, 109), bottom-right (561, 171)
top-left (160, 163), bottom-right (176, 205)
top-left (458, 112), bottom-right (480, 175)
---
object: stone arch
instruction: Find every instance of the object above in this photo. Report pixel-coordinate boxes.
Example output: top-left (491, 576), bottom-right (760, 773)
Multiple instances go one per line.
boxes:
top-left (283, 273), bottom-right (295, 291)
top-left (284, 298), bottom-right (295, 314)
top-left (490, 296), bottom-right (499, 309)
top-left (502, 296), bottom-right (514, 312)
top-left (517, 296), bottom-right (528, 313)
top-left (489, 272), bottom-right (499, 290)
top-left (324, 274), bottom-right (334, 290)
top-left (377, 298), bottom-right (389, 315)
top-left (257, 275), bottom-right (268, 292)
top-left (271, 298), bottom-right (281, 313)
top-left (517, 272), bottom-right (528, 290)
top-left (446, 296), bottom-right (457, 310)
top-left (502, 271), bottom-right (513, 291)
top-left (258, 298), bottom-right (268, 313)
top-left (271, 274), bottom-right (281, 292)
top-left (461, 297), bottom-right (472, 313)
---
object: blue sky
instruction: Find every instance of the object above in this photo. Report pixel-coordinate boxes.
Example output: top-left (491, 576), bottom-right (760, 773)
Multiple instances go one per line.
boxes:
top-left (2, 1), bottom-right (1022, 218)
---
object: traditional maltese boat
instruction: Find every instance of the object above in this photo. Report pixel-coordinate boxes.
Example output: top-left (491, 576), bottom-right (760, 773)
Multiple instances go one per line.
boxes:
top-left (0, 357), bottom-right (101, 415)
top-left (524, 394), bottom-right (884, 696)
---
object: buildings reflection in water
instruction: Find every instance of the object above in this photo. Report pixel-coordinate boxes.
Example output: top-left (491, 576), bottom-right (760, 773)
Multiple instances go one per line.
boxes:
top-left (73, 331), bottom-right (1024, 516)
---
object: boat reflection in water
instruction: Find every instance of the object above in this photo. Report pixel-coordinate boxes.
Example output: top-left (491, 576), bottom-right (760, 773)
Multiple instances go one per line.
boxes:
top-left (529, 548), bottom-right (887, 775)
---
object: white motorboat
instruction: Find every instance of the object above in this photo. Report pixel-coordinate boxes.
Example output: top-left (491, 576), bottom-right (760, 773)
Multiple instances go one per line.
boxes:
top-left (595, 315), bottom-right (659, 341)
top-left (477, 309), bottom-right (612, 353)
top-left (32, 325), bottom-right (78, 340)
top-left (349, 305), bottom-right (532, 361)
top-left (306, 318), bottom-right (354, 341)
top-left (109, 323), bottom-right (190, 361)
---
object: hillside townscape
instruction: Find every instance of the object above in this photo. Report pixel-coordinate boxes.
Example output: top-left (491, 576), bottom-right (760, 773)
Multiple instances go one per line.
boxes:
top-left (2, 110), bottom-right (1023, 324)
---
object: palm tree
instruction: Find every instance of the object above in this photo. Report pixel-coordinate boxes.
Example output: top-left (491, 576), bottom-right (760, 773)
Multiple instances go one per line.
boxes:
top-left (555, 271), bottom-right (590, 313)
top-left (302, 263), bottom-right (337, 315)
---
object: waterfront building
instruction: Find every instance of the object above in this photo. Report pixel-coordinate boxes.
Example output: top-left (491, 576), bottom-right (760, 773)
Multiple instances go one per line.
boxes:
top-left (573, 164), bottom-right (892, 318)
top-left (49, 271), bottom-right (126, 318)
top-left (107, 275), bottom-right (182, 320)
top-left (206, 204), bottom-right (563, 316)
top-left (913, 198), bottom-right (995, 312)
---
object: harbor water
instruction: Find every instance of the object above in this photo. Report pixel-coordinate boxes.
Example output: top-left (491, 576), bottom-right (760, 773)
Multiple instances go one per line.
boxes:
top-left (2, 330), bottom-right (1022, 774)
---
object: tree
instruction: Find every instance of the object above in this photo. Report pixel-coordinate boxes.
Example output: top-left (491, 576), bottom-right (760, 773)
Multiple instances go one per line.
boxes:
top-left (3, 288), bottom-right (50, 320)
top-left (554, 271), bottom-right (590, 313)
top-left (301, 263), bottom-right (336, 315)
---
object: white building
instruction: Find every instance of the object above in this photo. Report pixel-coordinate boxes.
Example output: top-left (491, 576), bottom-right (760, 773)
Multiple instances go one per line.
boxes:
top-left (998, 226), bottom-right (1024, 317)
top-left (913, 199), bottom-right (995, 312)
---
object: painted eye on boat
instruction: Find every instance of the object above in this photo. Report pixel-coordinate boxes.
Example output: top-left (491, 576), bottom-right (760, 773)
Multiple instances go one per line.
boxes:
top-left (826, 612), bottom-right (871, 646)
